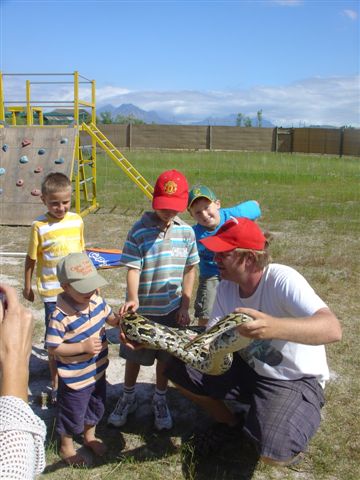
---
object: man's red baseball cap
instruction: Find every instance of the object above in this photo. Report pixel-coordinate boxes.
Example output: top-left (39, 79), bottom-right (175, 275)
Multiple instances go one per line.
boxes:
top-left (200, 217), bottom-right (266, 252)
top-left (152, 169), bottom-right (189, 212)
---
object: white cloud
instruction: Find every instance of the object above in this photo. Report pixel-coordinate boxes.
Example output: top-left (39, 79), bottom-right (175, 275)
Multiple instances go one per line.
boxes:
top-left (96, 86), bottom-right (132, 103)
top-left (343, 9), bottom-right (358, 20)
top-left (96, 75), bottom-right (360, 127)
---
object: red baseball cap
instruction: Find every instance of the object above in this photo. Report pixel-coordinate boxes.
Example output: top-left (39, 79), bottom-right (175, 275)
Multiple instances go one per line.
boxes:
top-left (200, 217), bottom-right (266, 252)
top-left (152, 169), bottom-right (188, 212)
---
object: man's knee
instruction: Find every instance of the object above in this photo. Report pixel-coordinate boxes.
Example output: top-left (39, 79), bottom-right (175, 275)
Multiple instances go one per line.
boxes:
top-left (260, 452), bottom-right (305, 467)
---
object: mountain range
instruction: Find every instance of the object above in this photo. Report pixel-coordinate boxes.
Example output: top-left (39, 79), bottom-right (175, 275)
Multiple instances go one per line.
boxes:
top-left (97, 103), bottom-right (275, 127)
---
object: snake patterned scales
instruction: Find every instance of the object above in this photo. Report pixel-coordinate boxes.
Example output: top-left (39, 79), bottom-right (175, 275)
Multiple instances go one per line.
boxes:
top-left (122, 312), bottom-right (254, 375)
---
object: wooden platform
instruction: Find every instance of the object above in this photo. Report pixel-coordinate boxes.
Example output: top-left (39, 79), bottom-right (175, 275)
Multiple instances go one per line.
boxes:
top-left (0, 127), bottom-right (77, 225)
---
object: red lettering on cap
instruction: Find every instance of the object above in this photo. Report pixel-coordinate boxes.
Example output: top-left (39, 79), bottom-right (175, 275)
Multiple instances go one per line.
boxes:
top-left (70, 260), bottom-right (93, 275)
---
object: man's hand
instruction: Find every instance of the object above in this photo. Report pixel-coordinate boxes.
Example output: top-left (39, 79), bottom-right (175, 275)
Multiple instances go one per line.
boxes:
top-left (234, 306), bottom-right (341, 346)
top-left (234, 307), bottom-right (277, 340)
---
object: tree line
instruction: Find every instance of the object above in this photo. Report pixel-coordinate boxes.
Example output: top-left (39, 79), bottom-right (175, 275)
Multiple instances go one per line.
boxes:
top-left (98, 112), bottom-right (145, 125)
top-left (236, 110), bottom-right (263, 127)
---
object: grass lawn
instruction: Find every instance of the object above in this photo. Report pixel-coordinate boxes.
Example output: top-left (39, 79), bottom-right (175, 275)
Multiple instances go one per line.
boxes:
top-left (94, 150), bottom-right (359, 231)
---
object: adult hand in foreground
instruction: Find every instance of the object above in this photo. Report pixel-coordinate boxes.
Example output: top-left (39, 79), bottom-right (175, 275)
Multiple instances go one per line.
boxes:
top-left (0, 283), bottom-right (34, 401)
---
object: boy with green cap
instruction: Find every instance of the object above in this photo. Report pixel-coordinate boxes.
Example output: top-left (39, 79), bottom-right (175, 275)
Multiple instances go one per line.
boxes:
top-left (46, 252), bottom-right (119, 466)
top-left (188, 185), bottom-right (261, 326)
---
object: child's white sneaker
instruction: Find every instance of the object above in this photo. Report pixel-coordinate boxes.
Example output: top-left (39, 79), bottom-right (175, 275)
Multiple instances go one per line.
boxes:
top-left (153, 398), bottom-right (173, 431)
top-left (108, 396), bottom-right (137, 427)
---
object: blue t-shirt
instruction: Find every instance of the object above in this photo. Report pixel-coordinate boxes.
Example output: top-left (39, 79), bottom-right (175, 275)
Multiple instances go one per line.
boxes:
top-left (192, 200), bottom-right (261, 278)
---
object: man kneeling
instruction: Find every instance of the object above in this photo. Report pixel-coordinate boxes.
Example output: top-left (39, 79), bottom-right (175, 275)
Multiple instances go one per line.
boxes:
top-left (164, 217), bottom-right (342, 466)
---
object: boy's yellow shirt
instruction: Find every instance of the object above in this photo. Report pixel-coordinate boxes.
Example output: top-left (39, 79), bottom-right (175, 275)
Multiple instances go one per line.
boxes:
top-left (27, 211), bottom-right (85, 300)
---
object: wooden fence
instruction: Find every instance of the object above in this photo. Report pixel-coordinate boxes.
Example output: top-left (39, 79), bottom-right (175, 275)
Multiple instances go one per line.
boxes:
top-left (81, 125), bottom-right (360, 156)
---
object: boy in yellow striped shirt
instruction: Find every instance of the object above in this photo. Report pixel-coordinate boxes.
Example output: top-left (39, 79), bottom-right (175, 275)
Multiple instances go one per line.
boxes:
top-left (23, 172), bottom-right (85, 403)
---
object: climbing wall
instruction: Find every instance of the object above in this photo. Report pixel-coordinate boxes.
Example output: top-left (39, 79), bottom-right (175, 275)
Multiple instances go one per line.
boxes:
top-left (0, 127), bottom-right (77, 225)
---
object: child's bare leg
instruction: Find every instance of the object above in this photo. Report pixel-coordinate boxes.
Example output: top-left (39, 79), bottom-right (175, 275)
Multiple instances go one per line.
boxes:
top-left (60, 434), bottom-right (86, 466)
top-left (156, 360), bottom-right (169, 390)
top-left (124, 360), bottom-right (141, 387)
top-left (83, 424), bottom-right (107, 456)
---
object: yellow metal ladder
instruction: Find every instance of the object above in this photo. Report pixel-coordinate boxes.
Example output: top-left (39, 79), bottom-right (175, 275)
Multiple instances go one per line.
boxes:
top-left (81, 122), bottom-right (154, 200)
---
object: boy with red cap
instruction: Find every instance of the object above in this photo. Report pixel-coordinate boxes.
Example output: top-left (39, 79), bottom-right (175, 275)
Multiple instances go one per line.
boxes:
top-left (165, 217), bottom-right (341, 465)
top-left (108, 170), bottom-right (199, 431)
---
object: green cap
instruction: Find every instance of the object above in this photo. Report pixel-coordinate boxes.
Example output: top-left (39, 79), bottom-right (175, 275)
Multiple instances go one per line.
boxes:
top-left (188, 185), bottom-right (217, 209)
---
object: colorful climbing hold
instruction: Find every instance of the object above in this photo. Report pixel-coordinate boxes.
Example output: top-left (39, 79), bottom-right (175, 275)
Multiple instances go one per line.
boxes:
top-left (16, 179), bottom-right (24, 187)
top-left (38, 148), bottom-right (46, 155)
top-left (19, 155), bottom-right (29, 164)
top-left (21, 138), bottom-right (32, 147)
top-left (34, 166), bottom-right (43, 173)
top-left (60, 137), bottom-right (68, 144)
top-left (2, 144), bottom-right (8, 152)
top-left (55, 157), bottom-right (64, 164)
top-left (31, 189), bottom-right (41, 196)
top-left (0, 167), bottom-right (6, 175)
top-left (0, 188), bottom-right (3, 195)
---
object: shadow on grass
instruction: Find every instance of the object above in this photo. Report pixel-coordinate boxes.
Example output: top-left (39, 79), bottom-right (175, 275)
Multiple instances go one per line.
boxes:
top-left (180, 430), bottom-right (259, 480)
top-left (43, 381), bottom-right (259, 477)
top-left (116, 430), bottom-right (178, 462)
top-left (43, 426), bottom-right (127, 474)
top-left (105, 388), bottom-right (259, 479)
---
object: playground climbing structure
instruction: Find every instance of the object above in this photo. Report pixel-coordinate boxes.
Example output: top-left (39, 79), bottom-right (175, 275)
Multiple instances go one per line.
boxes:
top-left (0, 72), bottom-right (153, 226)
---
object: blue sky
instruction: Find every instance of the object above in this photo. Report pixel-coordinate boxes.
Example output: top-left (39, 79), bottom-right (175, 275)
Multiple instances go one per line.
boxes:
top-left (1, 0), bottom-right (359, 126)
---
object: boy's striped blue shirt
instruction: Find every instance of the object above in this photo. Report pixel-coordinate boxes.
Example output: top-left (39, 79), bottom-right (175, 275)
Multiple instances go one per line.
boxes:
top-left (120, 211), bottom-right (199, 315)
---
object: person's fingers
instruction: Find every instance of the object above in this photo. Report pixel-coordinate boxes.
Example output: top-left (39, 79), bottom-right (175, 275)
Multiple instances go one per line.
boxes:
top-left (0, 283), bottom-right (16, 309)
top-left (0, 285), bottom-right (34, 366)
top-left (0, 291), bottom-right (5, 324)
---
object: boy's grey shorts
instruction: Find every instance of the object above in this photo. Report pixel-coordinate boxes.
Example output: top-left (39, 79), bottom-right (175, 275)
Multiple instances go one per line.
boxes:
top-left (194, 275), bottom-right (220, 319)
top-left (165, 353), bottom-right (324, 461)
top-left (120, 308), bottom-right (179, 366)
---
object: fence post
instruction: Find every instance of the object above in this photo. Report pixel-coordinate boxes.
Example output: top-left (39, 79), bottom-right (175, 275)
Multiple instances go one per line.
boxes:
top-left (127, 123), bottom-right (132, 150)
top-left (273, 127), bottom-right (278, 152)
top-left (290, 128), bottom-right (294, 154)
top-left (206, 125), bottom-right (212, 150)
top-left (339, 127), bottom-right (344, 157)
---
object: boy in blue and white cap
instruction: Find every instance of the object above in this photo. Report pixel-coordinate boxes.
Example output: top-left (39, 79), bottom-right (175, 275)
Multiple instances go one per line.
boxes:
top-left (188, 185), bottom-right (261, 326)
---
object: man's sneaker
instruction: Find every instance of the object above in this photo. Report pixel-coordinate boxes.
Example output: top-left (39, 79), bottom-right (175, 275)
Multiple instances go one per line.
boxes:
top-left (107, 396), bottom-right (138, 427)
top-left (153, 398), bottom-right (173, 431)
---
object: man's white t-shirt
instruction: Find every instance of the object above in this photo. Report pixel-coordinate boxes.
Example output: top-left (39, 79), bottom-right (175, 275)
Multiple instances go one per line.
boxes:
top-left (209, 263), bottom-right (329, 386)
